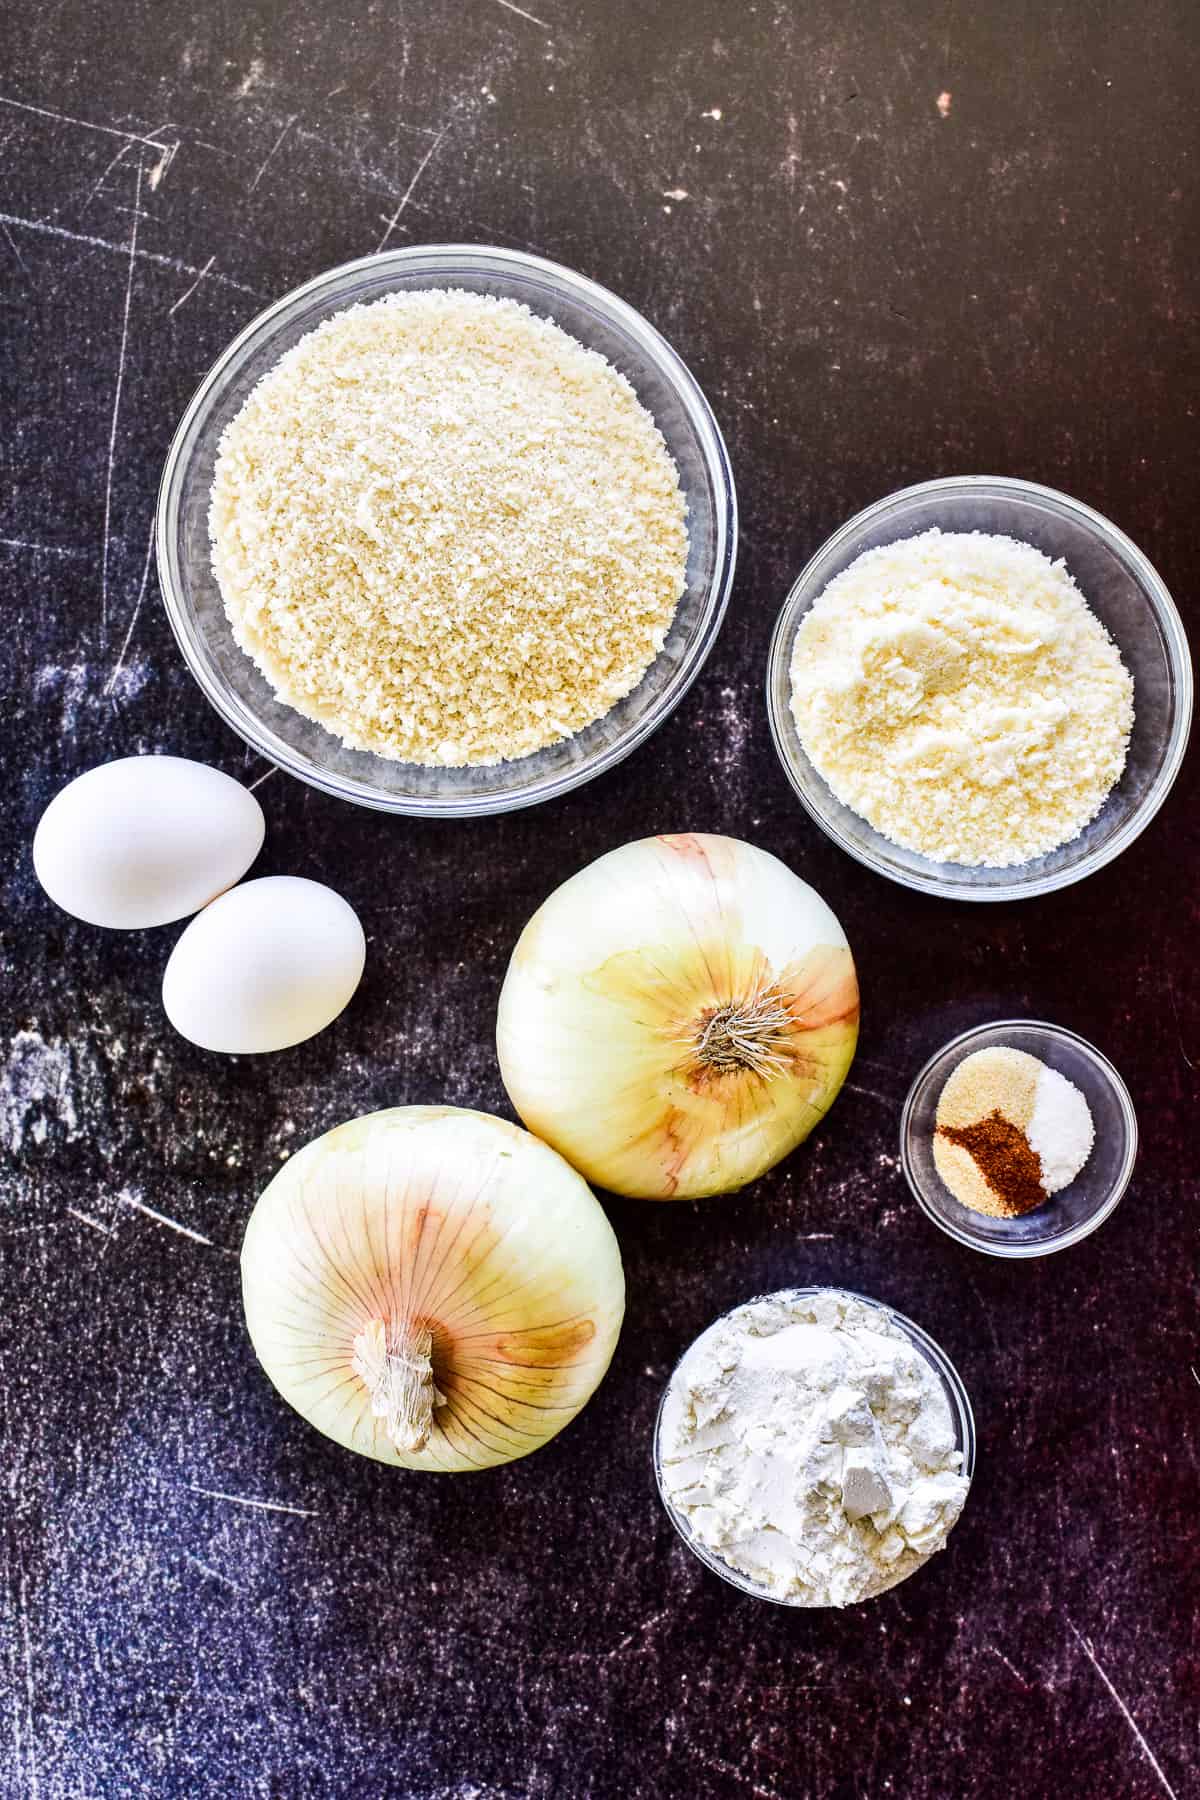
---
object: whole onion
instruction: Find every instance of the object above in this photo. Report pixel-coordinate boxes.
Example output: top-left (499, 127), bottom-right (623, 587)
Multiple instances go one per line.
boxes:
top-left (496, 833), bottom-right (859, 1200)
top-left (241, 1106), bottom-right (625, 1471)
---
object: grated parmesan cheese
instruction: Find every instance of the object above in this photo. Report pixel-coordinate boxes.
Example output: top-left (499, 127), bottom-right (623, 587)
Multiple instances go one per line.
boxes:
top-left (788, 529), bottom-right (1135, 867)
top-left (209, 290), bottom-right (689, 767)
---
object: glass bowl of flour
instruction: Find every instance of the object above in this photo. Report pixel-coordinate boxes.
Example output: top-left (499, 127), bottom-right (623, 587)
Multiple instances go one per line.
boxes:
top-left (766, 476), bottom-right (1191, 901)
top-left (653, 1287), bottom-right (975, 1607)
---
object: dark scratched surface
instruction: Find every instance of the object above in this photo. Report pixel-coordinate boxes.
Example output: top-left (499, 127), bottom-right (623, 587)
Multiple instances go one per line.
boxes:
top-left (2, 1), bottom-right (1198, 1796)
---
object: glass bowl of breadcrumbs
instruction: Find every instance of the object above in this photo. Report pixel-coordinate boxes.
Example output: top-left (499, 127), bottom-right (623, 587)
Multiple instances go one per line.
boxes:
top-left (766, 477), bottom-right (1191, 901)
top-left (157, 245), bottom-right (736, 815)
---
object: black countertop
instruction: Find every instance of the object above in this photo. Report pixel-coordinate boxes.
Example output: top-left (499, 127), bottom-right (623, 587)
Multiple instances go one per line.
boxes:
top-left (2, 2), bottom-right (1198, 1796)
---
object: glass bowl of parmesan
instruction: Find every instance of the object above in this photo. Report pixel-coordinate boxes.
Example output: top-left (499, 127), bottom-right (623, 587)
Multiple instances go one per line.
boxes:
top-left (766, 476), bottom-right (1191, 900)
top-left (653, 1286), bottom-right (976, 1607)
top-left (900, 1019), bottom-right (1138, 1258)
top-left (158, 245), bottom-right (736, 816)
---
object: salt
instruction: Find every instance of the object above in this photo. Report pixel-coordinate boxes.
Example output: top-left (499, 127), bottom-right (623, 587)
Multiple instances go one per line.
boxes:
top-left (1027, 1065), bottom-right (1095, 1193)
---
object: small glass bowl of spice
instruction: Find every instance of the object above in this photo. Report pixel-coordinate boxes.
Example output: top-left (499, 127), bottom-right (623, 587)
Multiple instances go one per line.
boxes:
top-left (901, 1020), bottom-right (1138, 1257)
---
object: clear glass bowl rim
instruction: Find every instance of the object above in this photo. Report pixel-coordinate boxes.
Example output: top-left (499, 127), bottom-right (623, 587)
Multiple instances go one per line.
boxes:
top-left (765, 474), bottom-right (1193, 900)
top-left (156, 242), bottom-right (738, 817)
top-left (652, 1284), bottom-right (976, 1607)
top-left (899, 1018), bottom-right (1139, 1259)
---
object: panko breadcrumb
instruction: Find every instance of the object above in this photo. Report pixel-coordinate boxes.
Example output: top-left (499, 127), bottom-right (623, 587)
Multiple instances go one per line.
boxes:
top-left (209, 290), bottom-right (689, 766)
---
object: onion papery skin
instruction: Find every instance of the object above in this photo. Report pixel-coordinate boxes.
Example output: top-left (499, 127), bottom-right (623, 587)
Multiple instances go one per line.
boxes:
top-left (496, 834), bottom-right (860, 1200)
top-left (241, 1106), bottom-right (625, 1471)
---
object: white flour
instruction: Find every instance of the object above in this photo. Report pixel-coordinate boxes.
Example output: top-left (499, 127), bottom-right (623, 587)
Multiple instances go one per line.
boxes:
top-left (658, 1290), bottom-right (970, 1606)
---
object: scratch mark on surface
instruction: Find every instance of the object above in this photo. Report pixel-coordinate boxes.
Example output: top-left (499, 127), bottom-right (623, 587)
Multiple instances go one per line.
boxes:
top-left (490, 0), bottom-right (550, 26)
top-left (188, 1485), bottom-right (319, 1518)
top-left (1, 219), bottom-right (29, 273)
top-left (247, 115), bottom-right (296, 193)
top-left (100, 155), bottom-right (142, 641)
top-left (608, 1607), bottom-right (672, 1655)
top-left (376, 115), bottom-right (454, 251)
top-left (984, 1645), bottom-right (1031, 1687)
top-left (0, 91), bottom-right (164, 148)
top-left (1068, 1622), bottom-right (1179, 1800)
top-left (0, 537), bottom-right (83, 558)
top-left (7, 1624), bottom-right (19, 1791)
top-left (247, 765), bottom-right (279, 792)
top-left (119, 1191), bottom-right (215, 1247)
top-left (691, 1751), bottom-right (779, 1800)
top-left (66, 1207), bottom-right (116, 1237)
top-left (781, 110), bottom-right (799, 200)
top-left (0, 209), bottom-right (261, 295)
top-left (185, 1553), bottom-right (247, 1592)
top-left (964, 1267), bottom-right (1003, 1361)
top-left (146, 138), bottom-right (179, 191)
top-left (1191, 1365), bottom-right (1200, 1388)
top-left (168, 253), bottom-right (215, 316)
top-left (842, 1080), bottom-right (892, 1107)
top-left (1167, 973), bottom-right (1194, 1070)
top-left (105, 514), bottom-right (156, 696)
top-left (65, 140), bottom-right (133, 221)
top-left (16, 1567), bottom-right (39, 1800)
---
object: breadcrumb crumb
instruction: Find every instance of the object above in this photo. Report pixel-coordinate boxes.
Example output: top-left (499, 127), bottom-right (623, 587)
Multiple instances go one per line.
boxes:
top-left (209, 290), bottom-right (689, 767)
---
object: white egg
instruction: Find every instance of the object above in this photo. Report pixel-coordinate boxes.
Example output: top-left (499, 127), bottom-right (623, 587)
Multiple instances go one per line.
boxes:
top-left (33, 756), bottom-right (265, 930)
top-left (162, 876), bottom-right (366, 1055)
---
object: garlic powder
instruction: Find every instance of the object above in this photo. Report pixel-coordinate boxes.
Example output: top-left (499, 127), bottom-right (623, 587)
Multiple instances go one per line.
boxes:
top-left (210, 290), bottom-right (688, 767)
top-left (659, 1290), bottom-right (970, 1607)
top-left (788, 530), bottom-right (1134, 866)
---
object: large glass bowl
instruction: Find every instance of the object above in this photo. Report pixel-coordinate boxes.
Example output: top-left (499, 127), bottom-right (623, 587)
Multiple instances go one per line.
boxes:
top-left (653, 1286), bottom-right (975, 1607)
top-left (766, 477), bottom-right (1191, 900)
top-left (157, 245), bottom-right (737, 816)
